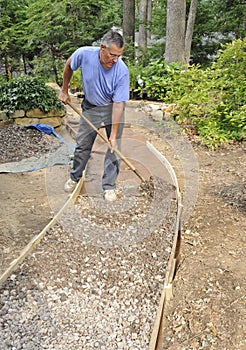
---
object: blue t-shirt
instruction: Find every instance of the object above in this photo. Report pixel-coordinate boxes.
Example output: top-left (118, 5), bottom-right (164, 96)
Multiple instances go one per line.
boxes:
top-left (70, 47), bottom-right (129, 106)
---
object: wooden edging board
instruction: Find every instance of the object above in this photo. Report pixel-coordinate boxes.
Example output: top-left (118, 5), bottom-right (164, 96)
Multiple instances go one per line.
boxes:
top-left (147, 141), bottom-right (182, 350)
top-left (0, 171), bottom-right (86, 287)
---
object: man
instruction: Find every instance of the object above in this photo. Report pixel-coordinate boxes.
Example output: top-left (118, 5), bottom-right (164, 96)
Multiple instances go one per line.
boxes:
top-left (59, 30), bottom-right (130, 202)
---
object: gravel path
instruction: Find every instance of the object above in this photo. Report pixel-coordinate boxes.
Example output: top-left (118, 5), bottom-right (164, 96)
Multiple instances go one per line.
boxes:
top-left (0, 112), bottom-right (179, 349)
top-left (0, 196), bottom-right (177, 349)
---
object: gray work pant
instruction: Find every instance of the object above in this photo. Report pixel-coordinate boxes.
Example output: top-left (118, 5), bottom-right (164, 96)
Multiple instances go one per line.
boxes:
top-left (70, 102), bottom-right (125, 190)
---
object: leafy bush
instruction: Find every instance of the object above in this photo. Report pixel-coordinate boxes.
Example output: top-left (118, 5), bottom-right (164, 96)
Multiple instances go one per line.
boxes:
top-left (135, 39), bottom-right (246, 148)
top-left (172, 39), bottom-right (246, 148)
top-left (135, 60), bottom-right (181, 101)
top-left (0, 75), bottom-right (63, 113)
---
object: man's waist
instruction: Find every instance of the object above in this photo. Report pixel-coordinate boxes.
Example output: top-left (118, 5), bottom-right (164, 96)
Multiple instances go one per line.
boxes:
top-left (82, 99), bottom-right (98, 111)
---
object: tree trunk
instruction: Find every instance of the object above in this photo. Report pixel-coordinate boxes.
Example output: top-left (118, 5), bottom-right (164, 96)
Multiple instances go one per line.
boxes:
top-left (138, 0), bottom-right (148, 51)
top-left (184, 0), bottom-right (198, 64)
top-left (147, 0), bottom-right (152, 40)
top-left (22, 54), bottom-right (27, 75)
top-left (50, 47), bottom-right (59, 85)
top-left (4, 55), bottom-right (12, 81)
top-left (165, 0), bottom-right (186, 64)
top-left (123, 0), bottom-right (135, 60)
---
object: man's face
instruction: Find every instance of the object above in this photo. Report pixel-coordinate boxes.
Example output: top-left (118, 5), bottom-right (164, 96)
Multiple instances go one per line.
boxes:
top-left (100, 44), bottom-right (124, 69)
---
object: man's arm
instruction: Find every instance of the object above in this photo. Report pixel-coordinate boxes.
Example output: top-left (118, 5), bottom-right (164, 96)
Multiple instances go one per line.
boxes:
top-left (109, 101), bottom-right (124, 152)
top-left (59, 57), bottom-right (73, 104)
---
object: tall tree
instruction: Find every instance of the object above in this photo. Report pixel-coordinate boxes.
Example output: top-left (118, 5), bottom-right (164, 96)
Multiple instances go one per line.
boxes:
top-left (138, 0), bottom-right (148, 51)
top-left (214, 0), bottom-right (246, 39)
top-left (123, 0), bottom-right (135, 60)
top-left (184, 0), bottom-right (198, 64)
top-left (0, 0), bottom-right (29, 79)
top-left (165, 0), bottom-right (198, 64)
top-left (147, 0), bottom-right (152, 39)
top-left (165, 0), bottom-right (186, 64)
top-left (25, 0), bottom-right (122, 82)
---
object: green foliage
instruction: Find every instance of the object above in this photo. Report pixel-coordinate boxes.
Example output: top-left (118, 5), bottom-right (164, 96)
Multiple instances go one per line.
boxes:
top-left (1, 0), bottom-right (245, 83)
top-left (128, 64), bottom-right (140, 91)
top-left (25, 0), bottom-right (122, 58)
top-left (31, 55), bottom-right (64, 85)
top-left (0, 75), bottom-right (63, 113)
top-left (175, 39), bottom-right (246, 148)
top-left (0, 0), bottom-right (30, 78)
top-left (135, 39), bottom-right (246, 149)
top-left (0, 0), bottom-right (122, 83)
top-left (70, 69), bottom-right (82, 91)
top-left (0, 74), bottom-right (6, 86)
top-left (192, 0), bottom-right (246, 65)
top-left (124, 58), bottom-right (143, 91)
top-left (212, 0), bottom-right (246, 39)
top-left (135, 60), bottom-right (182, 100)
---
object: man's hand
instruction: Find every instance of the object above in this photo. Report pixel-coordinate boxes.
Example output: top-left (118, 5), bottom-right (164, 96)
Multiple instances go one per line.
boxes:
top-left (109, 138), bottom-right (118, 153)
top-left (59, 91), bottom-right (71, 105)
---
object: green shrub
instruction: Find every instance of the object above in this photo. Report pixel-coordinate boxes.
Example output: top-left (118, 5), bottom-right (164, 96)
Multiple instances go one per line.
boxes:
top-left (0, 74), bottom-right (6, 87)
top-left (173, 39), bottom-right (246, 148)
top-left (0, 75), bottom-right (63, 113)
top-left (135, 60), bottom-right (181, 101)
top-left (136, 39), bottom-right (246, 148)
top-left (127, 62), bottom-right (141, 91)
top-left (70, 69), bottom-right (82, 91)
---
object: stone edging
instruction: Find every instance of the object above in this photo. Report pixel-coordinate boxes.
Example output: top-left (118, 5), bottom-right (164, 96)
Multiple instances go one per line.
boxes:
top-left (126, 100), bottom-right (177, 122)
top-left (0, 108), bottom-right (66, 128)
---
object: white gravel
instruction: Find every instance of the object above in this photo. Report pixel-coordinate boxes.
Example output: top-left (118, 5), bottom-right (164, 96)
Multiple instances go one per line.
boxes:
top-left (0, 179), bottom-right (177, 350)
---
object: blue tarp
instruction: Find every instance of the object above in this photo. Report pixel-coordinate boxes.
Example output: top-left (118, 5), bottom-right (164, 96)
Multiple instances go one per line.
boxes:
top-left (24, 123), bottom-right (73, 146)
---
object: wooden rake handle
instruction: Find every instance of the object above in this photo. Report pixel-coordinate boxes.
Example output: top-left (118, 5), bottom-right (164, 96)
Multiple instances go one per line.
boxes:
top-left (67, 101), bottom-right (146, 182)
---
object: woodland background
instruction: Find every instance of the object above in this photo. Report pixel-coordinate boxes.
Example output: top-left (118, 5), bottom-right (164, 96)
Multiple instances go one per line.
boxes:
top-left (0, 0), bottom-right (245, 147)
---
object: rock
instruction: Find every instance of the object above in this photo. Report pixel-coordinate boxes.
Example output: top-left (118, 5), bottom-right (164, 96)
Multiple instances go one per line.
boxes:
top-left (12, 110), bottom-right (25, 118)
top-left (40, 117), bottom-right (63, 128)
top-left (47, 109), bottom-right (66, 118)
top-left (0, 111), bottom-right (9, 121)
top-left (26, 108), bottom-right (46, 118)
top-left (148, 103), bottom-right (162, 111)
top-left (151, 109), bottom-right (164, 121)
top-left (1, 105), bottom-right (66, 128)
top-left (0, 124), bottom-right (62, 163)
top-left (15, 117), bottom-right (40, 126)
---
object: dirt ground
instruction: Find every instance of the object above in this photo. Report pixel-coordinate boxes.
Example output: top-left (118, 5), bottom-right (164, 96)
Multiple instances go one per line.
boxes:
top-left (0, 104), bottom-right (245, 349)
top-left (158, 142), bottom-right (246, 350)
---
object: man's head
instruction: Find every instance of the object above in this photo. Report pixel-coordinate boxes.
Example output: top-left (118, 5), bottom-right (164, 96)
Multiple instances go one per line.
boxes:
top-left (100, 30), bottom-right (124, 69)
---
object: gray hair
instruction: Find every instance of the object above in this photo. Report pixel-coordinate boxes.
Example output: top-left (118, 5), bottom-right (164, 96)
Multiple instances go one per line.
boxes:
top-left (101, 30), bottom-right (124, 49)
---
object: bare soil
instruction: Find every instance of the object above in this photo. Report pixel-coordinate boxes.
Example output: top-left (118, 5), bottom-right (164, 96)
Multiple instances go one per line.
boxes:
top-left (157, 143), bottom-right (246, 350)
top-left (0, 112), bottom-right (245, 349)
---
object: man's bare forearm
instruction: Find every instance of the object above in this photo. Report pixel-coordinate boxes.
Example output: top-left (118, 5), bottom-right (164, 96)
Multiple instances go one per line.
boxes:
top-left (59, 57), bottom-right (73, 103)
top-left (110, 102), bottom-right (124, 140)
